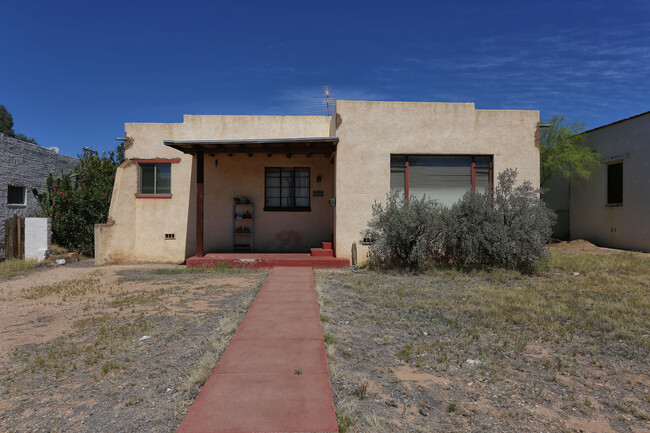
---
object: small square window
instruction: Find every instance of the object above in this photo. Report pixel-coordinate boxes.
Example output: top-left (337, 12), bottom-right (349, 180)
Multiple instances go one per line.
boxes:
top-left (264, 167), bottom-right (310, 211)
top-left (7, 185), bottom-right (26, 205)
top-left (139, 164), bottom-right (171, 195)
top-left (607, 162), bottom-right (623, 205)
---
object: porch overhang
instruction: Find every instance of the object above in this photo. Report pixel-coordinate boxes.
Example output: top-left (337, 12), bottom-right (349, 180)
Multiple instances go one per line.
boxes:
top-left (164, 137), bottom-right (338, 157)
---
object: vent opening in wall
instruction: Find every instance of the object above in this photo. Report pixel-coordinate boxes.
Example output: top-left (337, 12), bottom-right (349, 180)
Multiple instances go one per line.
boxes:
top-left (165, 233), bottom-right (175, 240)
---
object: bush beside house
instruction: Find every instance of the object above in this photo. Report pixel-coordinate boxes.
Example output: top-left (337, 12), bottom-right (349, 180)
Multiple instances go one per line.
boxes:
top-left (33, 145), bottom-right (124, 255)
top-left (365, 169), bottom-right (556, 271)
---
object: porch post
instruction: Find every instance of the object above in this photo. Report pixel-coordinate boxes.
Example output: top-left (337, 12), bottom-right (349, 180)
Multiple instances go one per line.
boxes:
top-left (196, 152), bottom-right (204, 257)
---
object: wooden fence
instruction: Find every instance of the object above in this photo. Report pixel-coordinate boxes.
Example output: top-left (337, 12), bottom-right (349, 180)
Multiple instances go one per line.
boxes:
top-left (3, 215), bottom-right (25, 260)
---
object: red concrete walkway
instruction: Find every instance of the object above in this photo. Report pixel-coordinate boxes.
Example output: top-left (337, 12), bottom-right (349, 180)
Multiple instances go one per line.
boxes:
top-left (176, 267), bottom-right (338, 433)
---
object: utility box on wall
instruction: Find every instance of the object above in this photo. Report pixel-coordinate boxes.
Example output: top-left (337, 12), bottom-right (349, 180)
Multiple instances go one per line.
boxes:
top-left (25, 217), bottom-right (51, 262)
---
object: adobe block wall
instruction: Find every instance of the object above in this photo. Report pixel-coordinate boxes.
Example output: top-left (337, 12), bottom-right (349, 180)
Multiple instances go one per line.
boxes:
top-left (0, 133), bottom-right (78, 242)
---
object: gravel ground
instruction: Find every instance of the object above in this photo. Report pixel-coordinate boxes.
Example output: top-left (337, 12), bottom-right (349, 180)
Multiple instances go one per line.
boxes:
top-left (0, 264), bottom-right (266, 433)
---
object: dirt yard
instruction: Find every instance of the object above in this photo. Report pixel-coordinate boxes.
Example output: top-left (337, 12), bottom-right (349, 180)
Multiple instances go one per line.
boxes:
top-left (0, 261), bottom-right (267, 433)
top-left (316, 249), bottom-right (650, 433)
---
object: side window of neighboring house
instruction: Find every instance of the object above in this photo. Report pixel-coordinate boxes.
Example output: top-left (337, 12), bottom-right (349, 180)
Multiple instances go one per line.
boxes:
top-left (7, 185), bottom-right (26, 205)
top-left (607, 162), bottom-right (623, 205)
top-left (264, 167), bottom-right (310, 211)
top-left (390, 155), bottom-right (493, 207)
top-left (139, 164), bottom-right (172, 195)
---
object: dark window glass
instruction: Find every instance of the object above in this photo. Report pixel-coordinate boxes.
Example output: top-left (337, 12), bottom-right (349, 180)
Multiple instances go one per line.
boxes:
top-left (7, 185), bottom-right (25, 205)
top-left (265, 167), bottom-right (310, 210)
top-left (140, 164), bottom-right (171, 195)
top-left (607, 163), bottom-right (623, 205)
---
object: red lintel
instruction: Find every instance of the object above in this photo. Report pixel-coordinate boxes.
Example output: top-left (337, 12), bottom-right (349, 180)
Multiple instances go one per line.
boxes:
top-left (132, 158), bottom-right (181, 164)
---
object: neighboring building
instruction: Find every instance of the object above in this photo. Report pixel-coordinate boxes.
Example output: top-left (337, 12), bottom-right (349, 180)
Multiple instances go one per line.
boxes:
top-left (541, 177), bottom-right (570, 240)
top-left (95, 100), bottom-right (540, 264)
top-left (0, 133), bottom-right (78, 242)
top-left (570, 111), bottom-right (650, 252)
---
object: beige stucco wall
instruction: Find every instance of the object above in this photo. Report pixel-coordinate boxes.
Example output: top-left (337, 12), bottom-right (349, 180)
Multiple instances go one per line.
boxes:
top-left (332, 100), bottom-right (540, 262)
top-left (95, 115), bottom-right (331, 264)
top-left (570, 113), bottom-right (650, 252)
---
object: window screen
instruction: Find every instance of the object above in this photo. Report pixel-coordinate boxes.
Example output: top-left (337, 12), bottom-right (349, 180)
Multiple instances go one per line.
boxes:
top-left (7, 185), bottom-right (25, 205)
top-left (607, 162), bottom-right (623, 205)
top-left (265, 167), bottom-right (310, 210)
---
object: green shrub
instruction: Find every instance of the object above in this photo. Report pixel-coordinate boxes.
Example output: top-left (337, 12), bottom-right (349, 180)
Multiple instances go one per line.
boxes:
top-left (365, 191), bottom-right (445, 270)
top-left (33, 145), bottom-right (124, 255)
top-left (444, 169), bottom-right (555, 270)
top-left (364, 169), bottom-right (555, 271)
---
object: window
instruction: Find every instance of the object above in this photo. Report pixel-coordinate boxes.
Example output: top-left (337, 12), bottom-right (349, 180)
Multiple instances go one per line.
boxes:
top-left (264, 167), bottom-right (310, 211)
top-left (7, 185), bottom-right (26, 205)
top-left (390, 155), bottom-right (492, 206)
top-left (139, 164), bottom-right (171, 195)
top-left (607, 162), bottom-right (623, 205)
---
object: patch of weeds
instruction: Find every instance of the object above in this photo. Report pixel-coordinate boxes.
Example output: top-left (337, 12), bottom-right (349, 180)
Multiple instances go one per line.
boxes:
top-left (614, 400), bottom-right (649, 420)
top-left (73, 315), bottom-right (112, 329)
top-left (397, 344), bottom-right (414, 363)
top-left (152, 262), bottom-right (257, 275)
top-left (22, 277), bottom-right (104, 299)
top-left (111, 288), bottom-right (166, 308)
top-left (23, 337), bottom-right (80, 377)
top-left (294, 368), bottom-right (303, 375)
top-left (336, 410), bottom-right (354, 433)
top-left (351, 382), bottom-right (368, 399)
top-left (320, 314), bottom-right (331, 323)
top-left (0, 258), bottom-right (40, 276)
top-left (323, 333), bottom-right (334, 344)
top-left (448, 402), bottom-right (458, 412)
top-left (100, 360), bottom-right (121, 375)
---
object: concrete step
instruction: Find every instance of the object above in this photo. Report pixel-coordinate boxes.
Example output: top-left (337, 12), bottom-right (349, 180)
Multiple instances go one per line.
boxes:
top-left (310, 248), bottom-right (333, 257)
top-left (321, 242), bottom-right (332, 250)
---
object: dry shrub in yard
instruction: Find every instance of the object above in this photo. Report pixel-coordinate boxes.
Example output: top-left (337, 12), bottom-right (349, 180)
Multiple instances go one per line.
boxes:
top-left (365, 191), bottom-right (445, 269)
top-left (444, 169), bottom-right (555, 270)
top-left (365, 169), bottom-right (555, 271)
top-left (316, 251), bottom-right (650, 432)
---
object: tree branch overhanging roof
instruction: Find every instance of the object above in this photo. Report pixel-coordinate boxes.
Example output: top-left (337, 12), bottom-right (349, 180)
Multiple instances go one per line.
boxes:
top-left (164, 136), bottom-right (339, 156)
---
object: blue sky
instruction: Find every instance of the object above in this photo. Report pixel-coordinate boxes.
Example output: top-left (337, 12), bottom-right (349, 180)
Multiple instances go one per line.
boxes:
top-left (1, 0), bottom-right (649, 156)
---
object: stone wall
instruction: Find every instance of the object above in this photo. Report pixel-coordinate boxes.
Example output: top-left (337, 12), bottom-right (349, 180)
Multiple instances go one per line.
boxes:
top-left (0, 133), bottom-right (78, 242)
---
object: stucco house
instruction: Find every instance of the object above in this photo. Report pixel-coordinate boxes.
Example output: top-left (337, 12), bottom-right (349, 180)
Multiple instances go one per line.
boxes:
top-left (95, 100), bottom-right (540, 266)
top-left (570, 111), bottom-right (650, 252)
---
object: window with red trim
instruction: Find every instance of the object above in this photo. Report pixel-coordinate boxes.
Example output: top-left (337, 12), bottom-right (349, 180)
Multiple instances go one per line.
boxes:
top-left (390, 155), bottom-right (493, 206)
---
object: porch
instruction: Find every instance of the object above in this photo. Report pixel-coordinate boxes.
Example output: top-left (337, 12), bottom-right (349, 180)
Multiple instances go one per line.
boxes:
top-left (164, 136), bottom-right (349, 268)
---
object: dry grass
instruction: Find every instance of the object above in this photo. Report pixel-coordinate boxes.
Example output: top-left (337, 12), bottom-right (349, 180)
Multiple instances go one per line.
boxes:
top-left (0, 258), bottom-right (39, 276)
top-left (22, 277), bottom-right (106, 300)
top-left (316, 250), bottom-right (650, 432)
top-left (180, 302), bottom-right (255, 395)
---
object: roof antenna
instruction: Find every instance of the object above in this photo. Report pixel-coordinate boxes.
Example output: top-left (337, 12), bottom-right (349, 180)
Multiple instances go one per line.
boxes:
top-left (323, 85), bottom-right (334, 116)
